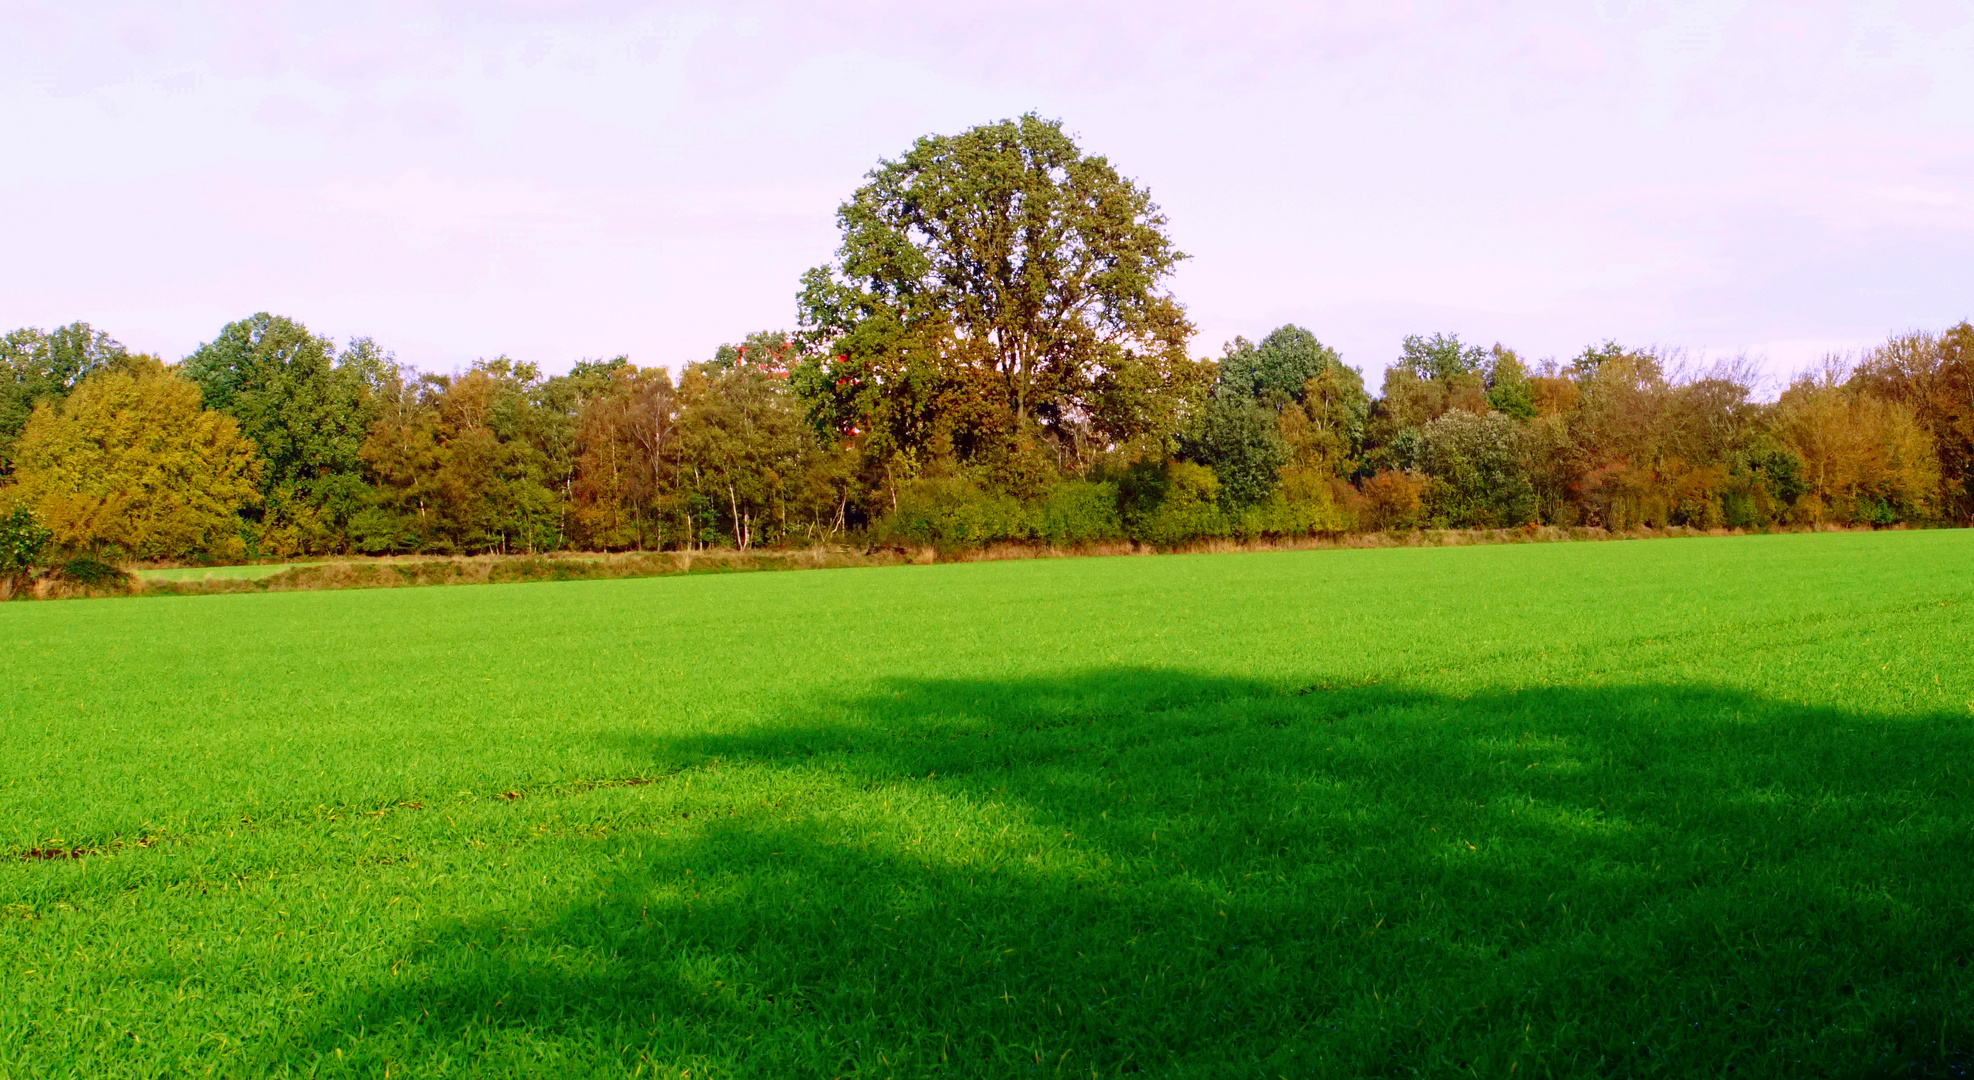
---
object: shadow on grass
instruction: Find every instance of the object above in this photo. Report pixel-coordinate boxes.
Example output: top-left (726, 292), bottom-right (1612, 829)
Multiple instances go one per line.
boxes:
top-left (303, 670), bottom-right (1974, 1077)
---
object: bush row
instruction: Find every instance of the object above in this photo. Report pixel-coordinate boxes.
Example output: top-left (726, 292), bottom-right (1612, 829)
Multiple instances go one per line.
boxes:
top-left (873, 466), bottom-right (1355, 552)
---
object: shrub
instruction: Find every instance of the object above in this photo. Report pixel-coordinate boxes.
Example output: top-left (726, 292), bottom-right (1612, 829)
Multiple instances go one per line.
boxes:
top-left (0, 506), bottom-right (52, 575)
top-left (1416, 411), bottom-right (1537, 527)
top-left (1720, 489), bottom-right (1757, 529)
top-left (0, 505), bottom-right (53, 598)
top-left (253, 486), bottom-right (342, 558)
top-left (1114, 461), bottom-right (1169, 532)
top-left (875, 476), bottom-right (1029, 550)
top-left (1131, 462), bottom-right (1225, 546)
top-left (1231, 467), bottom-right (1352, 539)
top-left (1035, 480), bottom-right (1122, 546)
top-left (1665, 461), bottom-right (1731, 529)
top-left (1359, 470), bottom-right (1426, 531)
top-left (57, 555), bottom-right (125, 587)
top-left (1580, 463), bottom-right (1667, 530)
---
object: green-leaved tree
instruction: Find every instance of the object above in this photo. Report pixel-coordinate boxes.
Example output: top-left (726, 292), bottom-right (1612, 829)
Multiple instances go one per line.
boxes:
top-left (183, 314), bottom-right (391, 549)
top-left (1217, 326), bottom-right (1345, 405)
top-left (795, 114), bottom-right (1199, 469)
top-left (1184, 396), bottom-right (1289, 509)
top-left (1416, 410), bottom-right (1537, 527)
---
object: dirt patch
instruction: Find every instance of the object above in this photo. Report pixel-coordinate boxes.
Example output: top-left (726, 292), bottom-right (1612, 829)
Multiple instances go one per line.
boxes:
top-left (17, 846), bottom-right (91, 861)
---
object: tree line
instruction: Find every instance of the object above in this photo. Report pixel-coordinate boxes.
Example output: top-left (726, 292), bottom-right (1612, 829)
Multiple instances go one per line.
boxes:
top-left (3, 115), bottom-right (1970, 569)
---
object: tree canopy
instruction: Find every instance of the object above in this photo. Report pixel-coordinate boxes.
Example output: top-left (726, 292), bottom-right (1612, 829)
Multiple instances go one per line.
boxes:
top-left (1218, 326), bottom-right (1347, 406)
top-left (795, 114), bottom-right (1201, 468)
top-left (2, 120), bottom-right (1968, 568)
top-left (182, 314), bottom-right (390, 528)
top-left (10, 360), bottom-right (261, 559)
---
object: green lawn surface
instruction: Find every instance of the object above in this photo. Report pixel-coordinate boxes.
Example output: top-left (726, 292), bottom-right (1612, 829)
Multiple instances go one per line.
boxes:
top-left (3, 532), bottom-right (1970, 1077)
top-left (130, 563), bottom-right (300, 582)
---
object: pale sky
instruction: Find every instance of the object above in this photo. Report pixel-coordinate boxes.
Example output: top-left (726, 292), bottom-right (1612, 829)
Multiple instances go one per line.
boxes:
top-left (3, 1), bottom-right (1970, 391)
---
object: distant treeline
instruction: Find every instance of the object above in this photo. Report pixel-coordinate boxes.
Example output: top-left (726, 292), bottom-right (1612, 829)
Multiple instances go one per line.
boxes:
top-left (2, 115), bottom-right (1970, 571)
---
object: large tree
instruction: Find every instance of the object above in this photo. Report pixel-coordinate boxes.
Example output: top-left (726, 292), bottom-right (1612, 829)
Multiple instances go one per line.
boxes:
top-left (1364, 332), bottom-right (1492, 470)
top-left (1183, 396), bottom-right (1289, 508)
top-left (1396, 332), bottom-right (1488, 382)
top-left (794, 114), bottom-right (1199, 467)
top-left (182, 314), bottom-right (390, 537)
top-left (9, 360), bottom-right (262, 559)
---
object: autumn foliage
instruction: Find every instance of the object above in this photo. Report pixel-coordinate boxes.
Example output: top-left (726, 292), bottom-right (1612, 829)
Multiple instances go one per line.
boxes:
top-left (9, 360), bottom-right (261, 560)
top-left (0, 118), bottom-right (1968, 566)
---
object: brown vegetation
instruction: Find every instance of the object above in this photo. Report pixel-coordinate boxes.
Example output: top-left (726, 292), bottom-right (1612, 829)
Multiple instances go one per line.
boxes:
top-left (7, 520), bottom-right (1881, 601)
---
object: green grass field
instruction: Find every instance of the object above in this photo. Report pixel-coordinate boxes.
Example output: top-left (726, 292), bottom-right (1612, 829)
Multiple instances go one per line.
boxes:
top-left (4, 532), bottom-right (1971, 1078)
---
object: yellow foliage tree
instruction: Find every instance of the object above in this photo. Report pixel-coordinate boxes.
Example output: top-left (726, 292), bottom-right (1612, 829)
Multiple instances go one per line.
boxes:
top-left (9, 360), bottom-right (263, 559)
top-left (1775, 371), bottom-right (1939, 523)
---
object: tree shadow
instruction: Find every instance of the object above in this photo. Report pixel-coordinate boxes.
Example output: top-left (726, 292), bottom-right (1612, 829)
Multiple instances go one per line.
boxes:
top-left (297, 669), bottom-right (1974, 1077)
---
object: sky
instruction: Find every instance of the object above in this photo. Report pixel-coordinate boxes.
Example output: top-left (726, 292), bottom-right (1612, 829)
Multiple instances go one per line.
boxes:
top-left (2, 1), bottom-right (1970, 392)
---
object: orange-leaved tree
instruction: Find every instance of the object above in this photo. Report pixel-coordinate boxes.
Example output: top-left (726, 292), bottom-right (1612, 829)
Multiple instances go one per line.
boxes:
top-left (1849, 323), bottom-right (1974, 523)
top-left (1775, 368), bottom-right (1940, 524)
